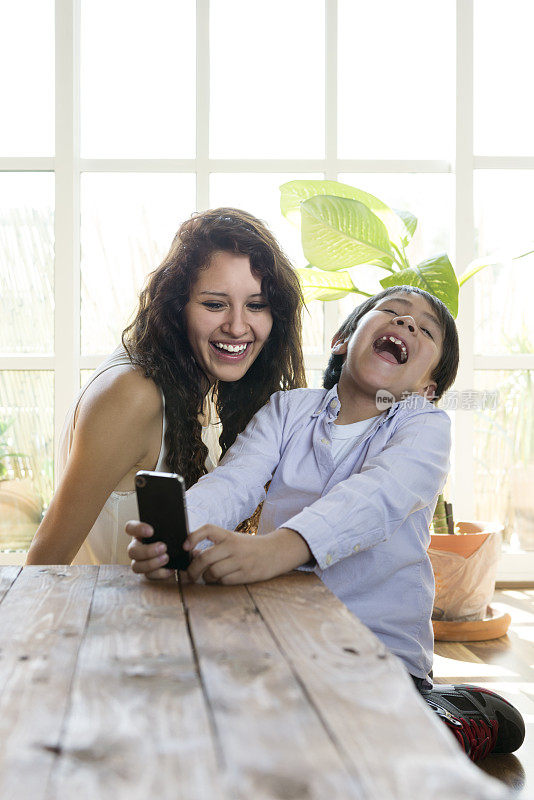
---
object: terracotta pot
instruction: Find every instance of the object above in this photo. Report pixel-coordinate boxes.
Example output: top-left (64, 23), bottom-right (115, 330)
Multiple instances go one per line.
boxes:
top-left (429, 521), bottom-right (504, 627)
top-left (430, 520), bottom-right (503, 558)
top-left (429, 520), bottom-right (504, 582)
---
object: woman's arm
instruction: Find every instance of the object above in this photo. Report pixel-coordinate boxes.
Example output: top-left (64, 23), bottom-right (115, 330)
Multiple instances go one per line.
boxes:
top-left (26, 369), bottom-right (163, 565)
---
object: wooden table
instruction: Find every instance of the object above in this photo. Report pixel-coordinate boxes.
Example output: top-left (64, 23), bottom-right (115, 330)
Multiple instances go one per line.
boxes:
top-left (0, 566), bottom-right (513, 800)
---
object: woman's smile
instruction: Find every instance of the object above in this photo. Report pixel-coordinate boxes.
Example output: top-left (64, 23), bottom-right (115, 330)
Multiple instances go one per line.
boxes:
top-left (208, 340), bottom-right (252, 361)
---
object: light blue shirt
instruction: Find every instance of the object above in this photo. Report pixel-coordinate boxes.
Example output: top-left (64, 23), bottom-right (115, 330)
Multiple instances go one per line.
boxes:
top-left (186, 385), bottom-right (451, 679)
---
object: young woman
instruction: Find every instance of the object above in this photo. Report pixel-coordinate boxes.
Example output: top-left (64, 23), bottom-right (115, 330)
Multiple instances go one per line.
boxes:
top-left (26, 208), bottom-right (305, 565)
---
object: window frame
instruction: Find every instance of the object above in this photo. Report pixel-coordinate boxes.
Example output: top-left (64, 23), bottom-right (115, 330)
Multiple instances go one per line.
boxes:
top-left (0, 0), bottom-right (533, 578)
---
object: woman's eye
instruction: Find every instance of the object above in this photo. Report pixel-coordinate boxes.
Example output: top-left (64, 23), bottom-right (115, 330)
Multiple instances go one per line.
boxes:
top-left (202, 300), bottom-right (268, 312)
top-left (382, 308), bottom-right (398, 314)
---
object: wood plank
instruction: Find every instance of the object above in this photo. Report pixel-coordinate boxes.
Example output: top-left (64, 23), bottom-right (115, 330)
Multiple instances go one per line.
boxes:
top-left (47, 567), bottom-right (223, 800)
top-left (248, 572), bottom-right (512, 800)
top-left (468, 636), bottom-right (534, 680)
top-left (0, 565), bottom-right (21, 602)
top-left (0, 565), bottom-right (99, 800)
top-left (182, 580), bottom-right (363, 800)
top-left (433, 641), bottom-right (500, 685)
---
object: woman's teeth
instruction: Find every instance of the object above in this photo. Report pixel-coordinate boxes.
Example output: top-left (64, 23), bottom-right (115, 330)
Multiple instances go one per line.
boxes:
top-left (213, 342), bottom-right (248, 353)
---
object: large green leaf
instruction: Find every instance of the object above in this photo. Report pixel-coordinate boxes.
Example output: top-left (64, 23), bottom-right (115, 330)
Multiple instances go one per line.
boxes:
top-left (379, 252), bottom-right (459, 318)
top-left (280, 179), bottom-right (406, 247)
top-left (393, 208), bottom-right (418, 248)
top-left (301, 195), bottom-right (396, 271)
top-left (296, 267), bottom-right (362, 302)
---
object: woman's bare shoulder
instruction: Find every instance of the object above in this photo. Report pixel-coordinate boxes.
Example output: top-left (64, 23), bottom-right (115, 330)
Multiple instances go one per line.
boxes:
top-left (77, 363), bottom-right (163, 426)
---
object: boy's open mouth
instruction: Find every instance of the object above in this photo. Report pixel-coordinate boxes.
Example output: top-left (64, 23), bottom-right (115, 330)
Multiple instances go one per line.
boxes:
top-left (373, 335), bottom-right (408, 364)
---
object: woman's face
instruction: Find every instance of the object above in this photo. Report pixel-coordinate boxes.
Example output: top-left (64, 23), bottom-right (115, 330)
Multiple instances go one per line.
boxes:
top-left (184, 251), bottom-right (273, 384)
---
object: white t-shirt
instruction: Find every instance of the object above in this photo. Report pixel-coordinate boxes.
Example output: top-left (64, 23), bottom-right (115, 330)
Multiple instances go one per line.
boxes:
top-left (330, 415), bottom-right (384, 467)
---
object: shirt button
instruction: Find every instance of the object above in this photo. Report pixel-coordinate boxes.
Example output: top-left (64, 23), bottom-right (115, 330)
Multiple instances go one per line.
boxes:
top-left (329, 399), bottom-right (338, 410)
top-left (321, 437), bottom-right (330, 445)
top-left (325, 554), bottom-right (333, 565)
top-left (353, 544), bottom-right (360, 553)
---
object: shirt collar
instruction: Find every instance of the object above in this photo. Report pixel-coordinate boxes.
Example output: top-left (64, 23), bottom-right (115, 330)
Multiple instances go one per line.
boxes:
top-left (312, 385), bottom-right (340, 418)
top-left (311, 385), bottom-right (431, 422)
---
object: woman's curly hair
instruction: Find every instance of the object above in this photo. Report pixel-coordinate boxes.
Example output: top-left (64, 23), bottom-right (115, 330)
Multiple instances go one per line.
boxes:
top-left (122, 208), bottom-right (306, 488)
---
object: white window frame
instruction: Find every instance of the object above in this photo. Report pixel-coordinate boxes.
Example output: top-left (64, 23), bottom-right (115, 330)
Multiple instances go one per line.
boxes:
top-left (1, 0), bottom-right (533, 579)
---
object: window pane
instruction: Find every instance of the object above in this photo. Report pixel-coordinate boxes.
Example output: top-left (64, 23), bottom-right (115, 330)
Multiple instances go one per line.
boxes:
top-left (475, 1), bottom-right (534, 155)
top-left (305, 370), bottom-right (325, 390)
top-left (0, 174), bottom-right (54, 354)
top-left (301, 302), bottom-right (324, 357)
top-left (338, 1), bottom-right (455, 159)
top-left (474, 171), bottom-right (534, 356)
top-left (81, 174), bottom-right (196, 355)
top-left (210, 0), bottom-right (325, 158)
top-left (0, 1), bottom-right (54, 156)
top-left (210, 172), bottom-right (324, 354)
top-left (81, 0), bottom-right (196, 157)
top-left (339, 174), bottom-right (453, 292)
top-left (0, 371), bottom-right (53, 552)
top-left (210, 172), bottom-right (323, 268)
top-left (473, 371), bottom-right (534, 552)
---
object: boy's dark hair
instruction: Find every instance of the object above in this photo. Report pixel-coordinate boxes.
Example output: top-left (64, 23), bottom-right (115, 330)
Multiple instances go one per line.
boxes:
top-left (323, 285), bottom-right (459, 403)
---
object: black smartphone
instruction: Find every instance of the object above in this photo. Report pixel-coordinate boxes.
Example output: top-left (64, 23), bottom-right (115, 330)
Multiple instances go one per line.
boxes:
top-left (135, 470), bottom-right (191, 571)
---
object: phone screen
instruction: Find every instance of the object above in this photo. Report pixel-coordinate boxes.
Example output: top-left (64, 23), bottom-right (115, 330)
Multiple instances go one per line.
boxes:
top-left (135, 471), bottom-right (191, 571)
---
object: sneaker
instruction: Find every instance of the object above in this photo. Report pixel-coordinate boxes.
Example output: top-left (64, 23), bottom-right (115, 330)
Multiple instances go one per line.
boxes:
top-left (420, 684), bottom-right (525, 762)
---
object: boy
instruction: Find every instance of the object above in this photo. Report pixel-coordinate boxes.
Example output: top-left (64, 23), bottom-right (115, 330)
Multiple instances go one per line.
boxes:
top-left (127, 286), bottom-right (524, 761)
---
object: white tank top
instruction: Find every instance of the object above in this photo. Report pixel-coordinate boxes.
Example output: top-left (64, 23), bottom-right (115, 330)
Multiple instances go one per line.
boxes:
top-left (57, 348), bottom-right (222, 565)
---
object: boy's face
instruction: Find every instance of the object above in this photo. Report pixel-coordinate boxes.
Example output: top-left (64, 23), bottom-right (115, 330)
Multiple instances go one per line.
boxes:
top-left (333, 292), bottom-right (444, 402)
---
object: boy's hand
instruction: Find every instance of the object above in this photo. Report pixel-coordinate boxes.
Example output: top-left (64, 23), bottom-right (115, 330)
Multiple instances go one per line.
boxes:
top-left (125, 520), bottom-right (175, 580)
top-left (185, 525), bottom-right (312, 585)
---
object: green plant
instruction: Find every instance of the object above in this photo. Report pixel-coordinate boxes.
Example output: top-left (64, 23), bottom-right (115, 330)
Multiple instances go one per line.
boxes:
top-left (280, 179), bottom-right (533, 316)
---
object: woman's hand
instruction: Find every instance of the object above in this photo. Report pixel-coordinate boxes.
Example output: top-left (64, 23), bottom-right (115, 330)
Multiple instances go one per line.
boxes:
top-left (185, 525), bottom-right (312, 585)
top-left (126, 521), bottom-right (175, 580)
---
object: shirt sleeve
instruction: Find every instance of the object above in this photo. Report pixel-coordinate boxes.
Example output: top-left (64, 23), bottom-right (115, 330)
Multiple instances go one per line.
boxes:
top-left (282, 407), bottom-right (451, 570)
top-left (185, 390), bottom-right (289, 532)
